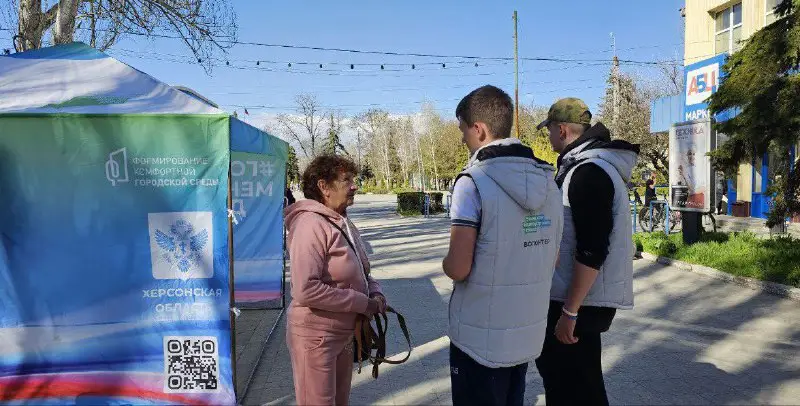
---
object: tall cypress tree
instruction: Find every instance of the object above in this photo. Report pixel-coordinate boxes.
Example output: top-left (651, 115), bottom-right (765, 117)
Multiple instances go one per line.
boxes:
top-left (323, 112), bottom-right (347, 156)
top-left (708, 0), bottom-right (800, 226)
top-left (286, 145), bottom-right (300, 185)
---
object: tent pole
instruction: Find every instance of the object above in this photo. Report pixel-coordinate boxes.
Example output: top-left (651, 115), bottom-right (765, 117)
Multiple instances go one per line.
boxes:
top-left (228, 161), bottom-right (237, 397)
top-left (282, 170), bottom-right (288, 310)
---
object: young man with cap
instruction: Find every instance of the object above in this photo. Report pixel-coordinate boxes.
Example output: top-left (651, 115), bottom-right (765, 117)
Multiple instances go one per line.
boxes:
top-left (443, 85), bottom-right (563, 405)
top-left (535, 98), bottom-right (639, 405)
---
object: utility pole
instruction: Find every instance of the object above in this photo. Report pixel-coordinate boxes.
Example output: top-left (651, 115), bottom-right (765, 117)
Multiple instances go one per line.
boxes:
top-left (611, 32), bottom-right (619, 134)
top-left (513, 10), bottom-right (520, 138)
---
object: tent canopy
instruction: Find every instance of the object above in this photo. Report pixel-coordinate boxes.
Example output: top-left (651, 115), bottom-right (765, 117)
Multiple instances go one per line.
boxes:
top-left (0, 41), bottom-right (288, 157)
top-left (0, 42), bottom-right (224, 115)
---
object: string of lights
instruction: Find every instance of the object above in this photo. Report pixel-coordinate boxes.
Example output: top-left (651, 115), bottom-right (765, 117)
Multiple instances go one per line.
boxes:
top-left (108, 48), bottom-right (616, 77)
top-left (1, 27), bottom-right (684, 67)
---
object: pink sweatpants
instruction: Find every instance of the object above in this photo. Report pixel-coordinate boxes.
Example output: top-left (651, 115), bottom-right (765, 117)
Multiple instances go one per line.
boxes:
top-left (286, 324), bottom-right (354, 406)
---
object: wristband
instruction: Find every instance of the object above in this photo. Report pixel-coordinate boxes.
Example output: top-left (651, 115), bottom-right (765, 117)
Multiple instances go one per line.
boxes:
top-left (561, 306), bottom-right (578, 320)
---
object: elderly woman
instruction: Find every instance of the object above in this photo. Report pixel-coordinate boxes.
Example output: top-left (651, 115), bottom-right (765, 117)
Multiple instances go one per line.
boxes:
top-left (284, 154), bottom-right (386, 406)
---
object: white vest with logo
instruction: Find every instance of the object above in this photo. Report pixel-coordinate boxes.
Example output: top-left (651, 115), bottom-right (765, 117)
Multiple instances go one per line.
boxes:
top-left (448, 156), bottom-right (563, 368)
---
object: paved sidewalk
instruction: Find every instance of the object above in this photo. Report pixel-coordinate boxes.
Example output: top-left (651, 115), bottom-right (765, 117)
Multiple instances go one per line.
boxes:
top-left (235, 308), bottom-right (283, 401)
top-left (243, 195), bottom-right (800, 405)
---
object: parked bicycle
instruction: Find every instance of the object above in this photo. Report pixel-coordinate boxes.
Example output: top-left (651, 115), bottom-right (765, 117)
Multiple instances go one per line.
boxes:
top-left (638, 194), bottom-right (681, 233)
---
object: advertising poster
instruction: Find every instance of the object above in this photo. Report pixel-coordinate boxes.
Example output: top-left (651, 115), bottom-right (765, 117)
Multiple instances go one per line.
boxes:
top-left (231, 151), bottom-right (287, 305)
top-left (0, 115), bottom-right (235, 404)
top-left (669, 119), bottom-right (713, 212)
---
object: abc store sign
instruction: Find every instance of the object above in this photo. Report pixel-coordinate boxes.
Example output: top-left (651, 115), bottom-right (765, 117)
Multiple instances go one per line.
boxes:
top-left (684, 54), bottom-right (728, 122)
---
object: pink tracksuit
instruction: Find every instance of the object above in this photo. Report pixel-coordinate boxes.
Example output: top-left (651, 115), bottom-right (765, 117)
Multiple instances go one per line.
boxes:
top-left (284, 200), bottom-right (383, 406)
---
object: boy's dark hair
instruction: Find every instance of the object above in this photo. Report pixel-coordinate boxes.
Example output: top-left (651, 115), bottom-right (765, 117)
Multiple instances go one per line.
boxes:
top-left (455, 85), bottom-right (514, 139)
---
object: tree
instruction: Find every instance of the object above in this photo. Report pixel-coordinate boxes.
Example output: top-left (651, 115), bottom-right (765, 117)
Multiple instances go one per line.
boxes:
top-left (276, 94), bottom-right (326, 159)
top-left (393, 117), bottom-right (417, 187)
top-left (354, 109), bottom-right (393, 188)
top-left (286, 145), bottom-right (300, 185)
top-left (345, 118), bottom-right (371, 173)
top-left (515, 105), bottom-right (559, 165)
top-left (14, 0), bottom-right (236, 65)
top-left (708, 0), bottom-right (800, 226)
top-left (387, 122), bottom-right (402, 187)
top-left (425, 114), bottom-right (468, 190)
top-left (654, 63), bottom-right (685, 97)
top-left (597, 69), bottom-right (666, 180)
top-left (420, 104), bottom-right (441, 189)
top-left (411, 123), bottom-right (425, 191)
top-left (322, 111), bottom-right (347, 156)
top-left (359, 163), bottom-right (374, 185)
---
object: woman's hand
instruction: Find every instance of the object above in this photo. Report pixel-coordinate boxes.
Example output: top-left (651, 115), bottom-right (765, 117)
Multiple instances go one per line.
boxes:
top-left (365, 297), bottom-right (381, 316)
top-left (370, 293), bottom-right (387, 314)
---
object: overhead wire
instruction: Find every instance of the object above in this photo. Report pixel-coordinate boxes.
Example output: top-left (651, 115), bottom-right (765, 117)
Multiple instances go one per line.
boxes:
top-left (197, 78), bottom-right (598, 96)
top-left (107, 49), bottom-right (616, 78)
top-left (225, 85), bottom-right (607, 111)
top-left (0, 27), bottom-right (683, 66)
top-left (0, 26), bottom-right (678, 113)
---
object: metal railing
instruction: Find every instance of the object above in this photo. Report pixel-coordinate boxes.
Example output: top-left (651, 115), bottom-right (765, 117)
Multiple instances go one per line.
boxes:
top-left (630, 195), bottom-right (673, 236)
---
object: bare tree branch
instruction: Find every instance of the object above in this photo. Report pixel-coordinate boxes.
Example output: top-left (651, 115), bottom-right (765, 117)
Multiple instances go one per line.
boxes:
top-left (275, 94), bottom-right (327, 158)
top-left (16, 0), bottom-right (236, 72)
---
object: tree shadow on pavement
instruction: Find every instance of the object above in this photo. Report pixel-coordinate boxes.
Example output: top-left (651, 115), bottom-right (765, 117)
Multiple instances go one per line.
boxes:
top-left (243, 196), bottom-right (800, 405)
top-left (600, 259), bottom-right (800, 405)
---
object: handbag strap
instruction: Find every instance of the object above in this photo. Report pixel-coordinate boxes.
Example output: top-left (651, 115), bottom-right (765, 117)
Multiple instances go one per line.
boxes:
top-left (315, 213), bottom-right (357, 254)
top-left (355, 306), bottom-right (413, 379)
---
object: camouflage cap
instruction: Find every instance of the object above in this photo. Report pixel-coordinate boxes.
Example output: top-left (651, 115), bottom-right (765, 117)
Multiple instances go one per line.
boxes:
top-left (536, 97), bottom-right (592, 130)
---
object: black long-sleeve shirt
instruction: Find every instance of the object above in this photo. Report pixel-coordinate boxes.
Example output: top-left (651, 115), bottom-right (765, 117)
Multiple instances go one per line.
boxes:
top-left (558, 162), bottom-right (617, 334)
top-left (567, 163), bottom-right (614, 270)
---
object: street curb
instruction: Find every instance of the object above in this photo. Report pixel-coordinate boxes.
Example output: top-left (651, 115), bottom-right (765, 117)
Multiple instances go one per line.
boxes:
top-left (637, 252), bottom-right (800, 301)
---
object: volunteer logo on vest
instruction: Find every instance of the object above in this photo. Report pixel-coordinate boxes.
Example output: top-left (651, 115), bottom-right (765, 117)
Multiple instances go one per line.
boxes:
top-left (149, 212), bottom-right (214, 280)
top-left (523, 238), bottom-right (551, 248)
top-left (523, 214), bottom-right (552, 234)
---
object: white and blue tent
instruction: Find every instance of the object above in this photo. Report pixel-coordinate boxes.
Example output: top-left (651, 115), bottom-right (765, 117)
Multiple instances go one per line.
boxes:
top-left (0, 42), bottom-right (286, 405)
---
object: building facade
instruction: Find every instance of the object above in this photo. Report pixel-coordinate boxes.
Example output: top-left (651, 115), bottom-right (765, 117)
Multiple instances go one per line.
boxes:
top-left (685, 0), bottom-right (783, 66)
top-left (652, 0), bottom-right (788, 219)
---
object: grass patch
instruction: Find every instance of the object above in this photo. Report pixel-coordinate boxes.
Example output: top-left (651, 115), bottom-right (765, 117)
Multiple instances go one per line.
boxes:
top-left (634, 231), bottom-right (800, 288)
top-left (397, 209), bottom-right (423, 217)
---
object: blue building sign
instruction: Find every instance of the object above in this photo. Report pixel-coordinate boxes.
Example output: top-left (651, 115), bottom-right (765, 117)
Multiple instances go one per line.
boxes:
top-left (684, 54), bottom-right (728, 121)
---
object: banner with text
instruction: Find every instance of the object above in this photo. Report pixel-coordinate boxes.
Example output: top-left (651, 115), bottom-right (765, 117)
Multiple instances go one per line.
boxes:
top-left (231, 152), bottom-right (286, 305)
top-left (0, 115), bottom-right (235, 405)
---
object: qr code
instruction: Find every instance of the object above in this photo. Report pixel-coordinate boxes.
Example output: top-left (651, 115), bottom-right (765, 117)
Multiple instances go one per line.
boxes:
top-left (163, 336), bottom-right (220, 393)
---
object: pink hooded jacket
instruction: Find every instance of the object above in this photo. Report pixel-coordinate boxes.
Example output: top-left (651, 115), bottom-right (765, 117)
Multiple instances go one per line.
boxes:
top-left (284, 199), bottom-right (382, 335)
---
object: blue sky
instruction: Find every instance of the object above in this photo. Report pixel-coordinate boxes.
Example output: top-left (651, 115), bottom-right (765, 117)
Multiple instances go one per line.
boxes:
top-left (2, 0), bottom-right (685, 126)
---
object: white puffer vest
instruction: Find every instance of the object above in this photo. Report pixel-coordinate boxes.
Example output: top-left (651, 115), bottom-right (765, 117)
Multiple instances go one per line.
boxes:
top-left (448, 142), bottom-right (563, 368)
top-left (551, 157), bottom-right (635, 309)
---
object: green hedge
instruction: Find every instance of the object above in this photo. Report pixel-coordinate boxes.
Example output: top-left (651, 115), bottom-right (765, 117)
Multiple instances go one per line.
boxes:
top-left (397, 192), bottom-right (445, 215)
